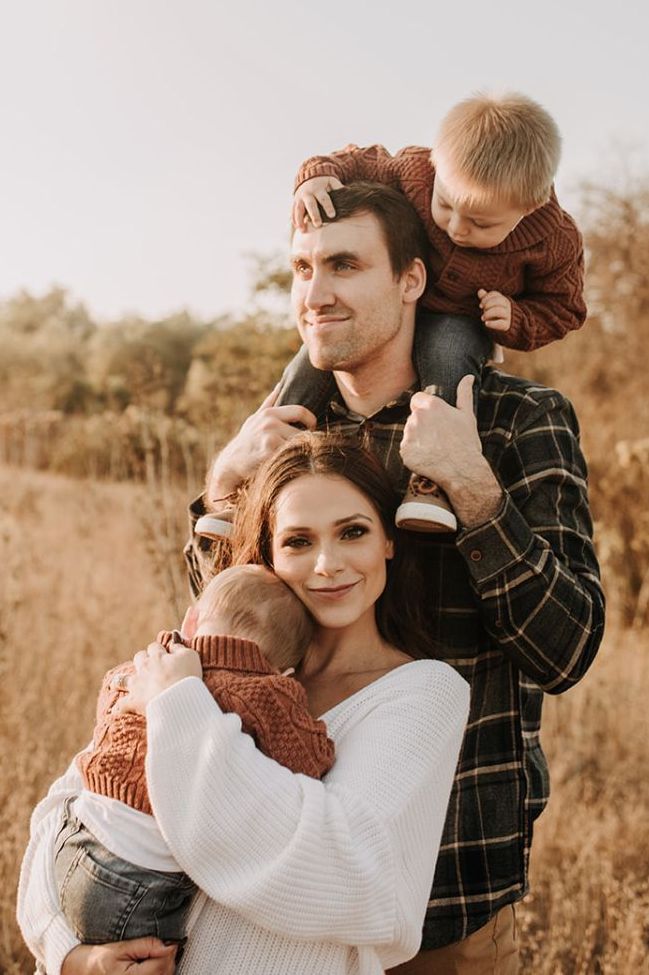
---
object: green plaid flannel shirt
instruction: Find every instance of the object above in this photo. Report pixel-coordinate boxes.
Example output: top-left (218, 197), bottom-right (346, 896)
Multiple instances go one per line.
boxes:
top-left (185, 366), bottom-right (605, 949)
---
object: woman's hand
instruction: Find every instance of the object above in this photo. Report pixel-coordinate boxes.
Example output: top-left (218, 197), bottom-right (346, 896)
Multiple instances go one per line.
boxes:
top-left (115, 640), bottom-right (202, 715)
top-left (61, 939), bottom-right (177, 974)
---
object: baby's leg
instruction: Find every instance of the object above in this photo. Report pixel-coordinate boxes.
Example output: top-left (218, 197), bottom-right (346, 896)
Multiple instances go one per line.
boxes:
top-left (54, 802), bottom-right (196, 947)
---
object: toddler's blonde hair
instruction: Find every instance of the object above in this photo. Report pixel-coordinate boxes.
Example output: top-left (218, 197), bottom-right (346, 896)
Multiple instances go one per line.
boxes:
top-left (197, 564), bottom-right (313, 672)
top-left (434, 91), bottom-right (561, 209)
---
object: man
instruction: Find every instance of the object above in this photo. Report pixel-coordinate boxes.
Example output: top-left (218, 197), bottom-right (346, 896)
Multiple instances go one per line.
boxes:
top-left (187, 183), bottom-right (605, 973)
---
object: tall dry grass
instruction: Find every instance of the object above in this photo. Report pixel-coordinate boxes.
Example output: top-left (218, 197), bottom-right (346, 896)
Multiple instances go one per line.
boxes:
top-left (2, 464), bottom-right (648, 974)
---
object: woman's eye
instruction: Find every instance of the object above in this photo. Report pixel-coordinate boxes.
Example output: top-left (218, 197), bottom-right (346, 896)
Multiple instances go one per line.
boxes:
top-left (341, 524), bottom-right (368, 540)
top-left (283, 536), bottom-right (310, 549)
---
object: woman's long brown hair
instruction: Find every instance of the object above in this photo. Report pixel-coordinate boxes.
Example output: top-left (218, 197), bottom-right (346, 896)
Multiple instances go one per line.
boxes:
top-left (224, 431), bottom-right (437, 660)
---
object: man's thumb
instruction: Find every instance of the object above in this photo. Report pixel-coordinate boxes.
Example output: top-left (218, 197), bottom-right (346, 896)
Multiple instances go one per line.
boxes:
top-left (456, 375), bottom-right (475, 412)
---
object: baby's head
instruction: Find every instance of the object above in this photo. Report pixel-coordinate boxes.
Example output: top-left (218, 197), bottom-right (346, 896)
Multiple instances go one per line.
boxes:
top-left (431, 91), bottom-right (561, 249)
top-left (185, 564), bottom-right (314, 672)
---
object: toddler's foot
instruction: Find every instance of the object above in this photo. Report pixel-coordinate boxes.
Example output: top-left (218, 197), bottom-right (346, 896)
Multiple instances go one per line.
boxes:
top-left (395, 474), bottom-right (457, 533)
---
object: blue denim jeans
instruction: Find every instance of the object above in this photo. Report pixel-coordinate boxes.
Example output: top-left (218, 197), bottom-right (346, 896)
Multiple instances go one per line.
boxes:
top-left (53, 800), bottom-right (196, 947)
top-left (276, 312), bottom-right (492, 416)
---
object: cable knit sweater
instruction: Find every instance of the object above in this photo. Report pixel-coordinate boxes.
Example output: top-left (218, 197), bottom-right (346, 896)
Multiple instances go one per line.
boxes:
top-left (18, 659), bottom-right (469, 975)
top-left (77, 632), bottom-right (335, 815)
top-left (295, 144), bottom-right (587, 351)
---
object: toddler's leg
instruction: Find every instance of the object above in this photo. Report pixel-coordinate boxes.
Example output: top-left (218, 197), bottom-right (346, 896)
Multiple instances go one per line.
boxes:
top-left (397, 314), bottom-right (492, 533)
top-left (195, 343), bottom-right (331, 542)
top-left (413, 312), bottom-right (493, 408)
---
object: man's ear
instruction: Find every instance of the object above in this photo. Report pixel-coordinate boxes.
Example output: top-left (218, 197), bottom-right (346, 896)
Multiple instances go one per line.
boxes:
top-left (401, 257), bottom-right (427, 305)
top-left (181, 604), bottom-right (200, 640)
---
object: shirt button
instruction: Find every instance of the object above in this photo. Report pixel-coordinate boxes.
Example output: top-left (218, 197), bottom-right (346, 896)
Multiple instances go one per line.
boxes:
top-left (469, 549), bottom-right (482, 562)
top-left (447, 271), bottom-right (459, 282)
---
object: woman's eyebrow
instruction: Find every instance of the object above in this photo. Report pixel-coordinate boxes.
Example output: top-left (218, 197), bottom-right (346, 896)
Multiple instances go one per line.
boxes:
top-left (332, 514), bottom-right (373, 526)
top-left (278, 514), bottom-right (373, 532)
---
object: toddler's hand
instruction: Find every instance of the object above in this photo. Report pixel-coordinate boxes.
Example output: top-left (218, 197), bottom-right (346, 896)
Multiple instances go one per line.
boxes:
top-left (292, 175), bottom-right (344, 230)
top-left (477, 289), bottom-right (511, 332)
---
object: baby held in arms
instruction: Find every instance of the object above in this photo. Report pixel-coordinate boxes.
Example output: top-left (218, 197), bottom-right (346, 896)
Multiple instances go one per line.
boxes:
top-left (54, 565), bottom-right (334, 957)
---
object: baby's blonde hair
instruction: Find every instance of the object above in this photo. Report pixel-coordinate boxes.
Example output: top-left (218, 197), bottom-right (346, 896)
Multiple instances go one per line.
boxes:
top-left (434, 91), bottom-right (562, 209)
top-left (197, 564), bottom-right (313, 671)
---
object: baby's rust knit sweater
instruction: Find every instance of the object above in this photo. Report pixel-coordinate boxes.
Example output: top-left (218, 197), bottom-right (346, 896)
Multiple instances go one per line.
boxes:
top-left (78, 632), bottom-right (335, 815)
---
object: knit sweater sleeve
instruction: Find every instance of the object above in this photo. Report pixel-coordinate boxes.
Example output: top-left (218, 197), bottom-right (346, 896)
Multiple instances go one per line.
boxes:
top-left (502, 219), bottom-right (587, 351)
top-left (16, 757), bottom-right (85, 975)
top-left (145, 663), bottom-right (469, 967)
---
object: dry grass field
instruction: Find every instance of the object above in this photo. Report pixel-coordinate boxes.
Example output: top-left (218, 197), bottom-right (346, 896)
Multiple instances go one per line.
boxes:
top-left (2, 463), bottom-right (648, 974)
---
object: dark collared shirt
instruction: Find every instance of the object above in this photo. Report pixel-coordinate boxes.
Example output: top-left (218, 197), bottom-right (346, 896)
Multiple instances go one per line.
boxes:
top-left (186, 366), bottom-right (605, 949)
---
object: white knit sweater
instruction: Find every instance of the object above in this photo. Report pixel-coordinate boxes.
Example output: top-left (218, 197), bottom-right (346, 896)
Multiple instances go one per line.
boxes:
top-left (18, 660), bottom-right (469, 975)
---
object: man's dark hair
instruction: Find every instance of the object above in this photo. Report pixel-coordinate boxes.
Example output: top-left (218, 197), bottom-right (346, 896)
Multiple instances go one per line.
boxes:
top-left (319, 181), bottom-right (430, 279)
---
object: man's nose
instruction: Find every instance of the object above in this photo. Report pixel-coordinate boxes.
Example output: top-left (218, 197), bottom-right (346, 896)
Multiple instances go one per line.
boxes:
top-left (304, 271), bottom-right (335, 310)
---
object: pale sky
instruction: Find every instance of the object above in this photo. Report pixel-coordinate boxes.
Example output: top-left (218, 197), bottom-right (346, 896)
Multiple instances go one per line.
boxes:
top-left (0, 0), bottom-right (647, 321)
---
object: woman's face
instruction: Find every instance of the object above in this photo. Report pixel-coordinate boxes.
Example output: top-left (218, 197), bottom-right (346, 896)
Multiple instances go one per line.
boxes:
top-left (270, 473), bottom-right (394, 632)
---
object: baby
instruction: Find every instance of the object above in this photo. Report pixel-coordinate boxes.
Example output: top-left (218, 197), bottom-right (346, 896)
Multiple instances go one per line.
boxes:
top-left (53, 565), bottom-right (333, 956)
top-left (283, 91), bottom-right (587, 532)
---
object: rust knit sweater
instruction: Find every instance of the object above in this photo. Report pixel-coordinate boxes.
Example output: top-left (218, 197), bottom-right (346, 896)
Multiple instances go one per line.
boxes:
top-left (295, 144), bottom-right (587, 351)
top-left (78, 632), bottom-right (335, 815)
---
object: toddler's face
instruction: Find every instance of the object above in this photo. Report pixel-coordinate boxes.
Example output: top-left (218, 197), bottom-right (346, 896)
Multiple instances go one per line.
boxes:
top-left (431, 153), bottom-right (532, 249)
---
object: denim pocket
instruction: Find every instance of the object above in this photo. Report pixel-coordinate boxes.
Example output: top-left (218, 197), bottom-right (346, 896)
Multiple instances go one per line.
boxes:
top-left (54, 817), bottom-right (196, 944)
top-left (57, 836), bottom-right (148, 943)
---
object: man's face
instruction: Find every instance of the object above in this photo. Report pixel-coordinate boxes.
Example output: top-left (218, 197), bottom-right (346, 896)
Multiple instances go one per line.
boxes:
top-left (290, 212), bottom-right (411, 374)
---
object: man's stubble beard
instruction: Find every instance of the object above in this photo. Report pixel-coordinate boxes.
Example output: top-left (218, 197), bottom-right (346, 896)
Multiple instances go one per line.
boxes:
top-left (301, 303), bottom-right (406, 375)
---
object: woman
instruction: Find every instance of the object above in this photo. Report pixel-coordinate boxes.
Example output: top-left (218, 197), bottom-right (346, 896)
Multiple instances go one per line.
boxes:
top-left (18, 433), bottom-right (469, 975)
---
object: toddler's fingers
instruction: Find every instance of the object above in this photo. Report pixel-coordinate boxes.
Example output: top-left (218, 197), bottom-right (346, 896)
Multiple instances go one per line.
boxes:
top-left (483, 318), bottom-right (510, 332)
top-left (304, 194), bottom-right (323, 228)
top-left (317, 189), bottom-right (336, 219)
top-left (292, 197), bottom-right (305, 230)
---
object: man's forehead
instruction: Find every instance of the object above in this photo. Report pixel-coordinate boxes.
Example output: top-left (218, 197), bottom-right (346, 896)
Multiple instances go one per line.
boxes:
top-left (291, 211), bottom-right (385, 257)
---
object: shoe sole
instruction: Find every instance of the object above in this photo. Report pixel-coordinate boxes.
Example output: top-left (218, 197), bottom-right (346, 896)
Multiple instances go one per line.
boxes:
top-left (194, 515), bottom-right (233, 540)
top-left (395, 501), bottom-right (458, 533)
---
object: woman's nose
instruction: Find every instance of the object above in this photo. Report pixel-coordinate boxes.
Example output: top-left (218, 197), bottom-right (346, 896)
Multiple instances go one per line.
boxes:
top-left (314, 545), bottom-right (344, 575)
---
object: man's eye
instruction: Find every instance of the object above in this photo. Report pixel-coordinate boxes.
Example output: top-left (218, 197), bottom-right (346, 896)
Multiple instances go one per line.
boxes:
top-left (334, 261), bottom-right (354, 272)
top-left (293, 263), bottom-right (311, 277)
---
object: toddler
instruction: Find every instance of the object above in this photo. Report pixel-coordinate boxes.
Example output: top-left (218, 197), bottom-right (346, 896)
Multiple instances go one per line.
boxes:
top-left (53, 564), bottom-right (333, 956)
top-left (280, 91), bottom-right (587, 532)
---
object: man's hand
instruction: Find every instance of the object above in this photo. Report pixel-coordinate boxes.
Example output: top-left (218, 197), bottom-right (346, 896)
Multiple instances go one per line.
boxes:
top-left (207, 385), bottom-right (317, 504)
top-left (400, 376), bottom-right (503, 528)
top-left (292, 176), bottom-right (344, 230)
top-left (114, 641), bottom-right (202, 715)
top-left (477, 288), bottom-right (512, 332)
top-left (61, 938), bottom-right (177, 974)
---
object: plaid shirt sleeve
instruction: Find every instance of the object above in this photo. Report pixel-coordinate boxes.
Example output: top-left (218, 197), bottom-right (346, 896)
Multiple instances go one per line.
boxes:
top-left (457, 386), bottom-right (605, 693)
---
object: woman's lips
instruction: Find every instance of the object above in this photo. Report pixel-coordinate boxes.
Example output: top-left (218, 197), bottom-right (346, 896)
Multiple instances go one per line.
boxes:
top-left (307, 581), bottom-right (360, 600)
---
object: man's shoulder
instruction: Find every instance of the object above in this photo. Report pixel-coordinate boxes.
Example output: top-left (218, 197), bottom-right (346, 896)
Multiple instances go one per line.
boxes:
top-left (478, 368), bottom-right (578, 436)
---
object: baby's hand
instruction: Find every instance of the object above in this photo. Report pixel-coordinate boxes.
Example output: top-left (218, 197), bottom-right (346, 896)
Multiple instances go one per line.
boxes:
top-left (292, 175), bottom-right (344, 230)
top-left (477, 289), bottom-right (511, 332)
